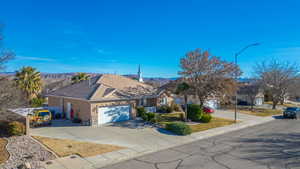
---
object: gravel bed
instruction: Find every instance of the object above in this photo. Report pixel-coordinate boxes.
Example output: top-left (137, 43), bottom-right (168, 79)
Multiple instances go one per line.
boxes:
top-left (2, 136), bottom-right (56, 169)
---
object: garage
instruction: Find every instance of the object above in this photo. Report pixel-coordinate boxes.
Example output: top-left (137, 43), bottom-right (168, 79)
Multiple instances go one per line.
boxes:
top-left (98, 105), bottom-right (131, 125)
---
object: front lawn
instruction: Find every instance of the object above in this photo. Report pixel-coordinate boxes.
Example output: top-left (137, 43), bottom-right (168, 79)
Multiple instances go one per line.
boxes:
top-left (265, 101), bottom-right (299, 108)
top-left (188, 117), bottom-right (235, 132)
top-left (157, 112), bottom-right (183, 125)
top-left (33, 136), bottom-right (124, 158)
top-left (0, 138), bottom-right (9, 164)
top-left (156, 112), bottom-right (235, 133)
top-left (237, 108), bottom-right (282, 117)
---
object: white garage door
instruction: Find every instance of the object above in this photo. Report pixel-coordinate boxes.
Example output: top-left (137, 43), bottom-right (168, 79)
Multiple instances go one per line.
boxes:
top-left (98, 105), bottom-right (131, 125)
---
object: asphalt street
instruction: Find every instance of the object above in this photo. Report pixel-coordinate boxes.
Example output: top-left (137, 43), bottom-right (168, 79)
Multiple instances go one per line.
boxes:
top-left (100, 117), bottom-right (300, 169)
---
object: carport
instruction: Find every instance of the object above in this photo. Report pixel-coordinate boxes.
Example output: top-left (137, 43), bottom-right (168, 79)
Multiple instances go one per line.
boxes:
top-left (8, 108), bottom-right (35, 135)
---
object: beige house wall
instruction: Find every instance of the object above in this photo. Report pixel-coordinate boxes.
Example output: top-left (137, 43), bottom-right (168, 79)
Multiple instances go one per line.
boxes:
top-left (63, 98), bottom-right (91, 123)
top-left (48, 94), bottom-right (170, 127)
top-left (48, 96), bottom-right (62, 108)
top-left (157, 93), bottom-right (174, 106)
top-left (90, 100), bottom-right (137, 126)
top-left (48, 96), bottom-right (91, 124)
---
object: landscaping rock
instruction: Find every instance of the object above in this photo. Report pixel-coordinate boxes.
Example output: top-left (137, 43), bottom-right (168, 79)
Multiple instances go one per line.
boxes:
top-left (2, 136), bottom-right (56, 169)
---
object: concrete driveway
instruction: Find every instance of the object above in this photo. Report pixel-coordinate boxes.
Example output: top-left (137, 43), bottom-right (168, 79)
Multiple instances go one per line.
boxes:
top-left (31, 110), bottom-right (271, 152)
top-left (30, 119), bottom-right (195, 152)
top-left (35, 111), bottom-right (277, 169)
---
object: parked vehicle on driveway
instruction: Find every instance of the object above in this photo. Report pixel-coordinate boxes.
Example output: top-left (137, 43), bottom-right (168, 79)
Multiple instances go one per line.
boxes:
top-left (29, 109), bottom-right (52, 127)
top-left (283, 107), bottom-right (300, 119)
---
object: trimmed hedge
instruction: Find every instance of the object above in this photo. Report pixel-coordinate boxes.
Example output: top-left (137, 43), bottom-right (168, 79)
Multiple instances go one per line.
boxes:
top-left (201, 114), bottom-right (212, 123)
top-left (8, 121), bottom-right (25, 136)
top-left (158, 105), bottom-right (173, 113)
top-left (187, 104), bottom-right (203, 122)
top-left (141, 112), bottom-right (157, 123)
top-left (137, 107), bottom-right (146, 117)
top-left (165, 122), bottom-right (192, 135)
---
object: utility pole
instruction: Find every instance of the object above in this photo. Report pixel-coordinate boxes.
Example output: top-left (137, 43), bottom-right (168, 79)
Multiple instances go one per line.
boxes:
top-left (234, 43), bottom-right (260, 123)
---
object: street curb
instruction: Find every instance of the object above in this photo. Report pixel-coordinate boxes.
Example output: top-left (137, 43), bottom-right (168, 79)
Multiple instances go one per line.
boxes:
top-left (94, 117), bottom-right (275, 168)
top-left (42, 116), bottom-right (275, 169)
top-left (30, 136), bottom-right (60, 159)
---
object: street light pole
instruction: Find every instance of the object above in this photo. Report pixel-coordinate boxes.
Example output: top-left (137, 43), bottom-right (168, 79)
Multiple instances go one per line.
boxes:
top-left (234, 43), bottom-right (260, 123)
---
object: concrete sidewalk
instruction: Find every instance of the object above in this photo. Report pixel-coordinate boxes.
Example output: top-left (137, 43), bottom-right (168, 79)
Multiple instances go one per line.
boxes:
top-left (42, 110), bottom-right (276, 169)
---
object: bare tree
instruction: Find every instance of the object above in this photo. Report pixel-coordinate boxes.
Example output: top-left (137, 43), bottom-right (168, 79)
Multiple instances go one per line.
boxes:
top-left (255, 60), bottom-right (299, 109)
top-left (238, 80), bottom-right (261, 111)
top-left (0, 26), bottom-right (27, 121)
top-left (0, 77), bottom-right (27, 109)
top-left (179, 49), bottom-right (241, 106)
top-left (0, 25), bottom-right (14, 71)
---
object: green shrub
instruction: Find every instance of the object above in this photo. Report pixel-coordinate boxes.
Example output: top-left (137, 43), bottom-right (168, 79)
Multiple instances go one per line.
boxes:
top-left (187, 104), bottom-right (203, 122)
top-left (158, 105), bottom-right (173, 113)
top-left (137, 107), bottom-right (146, 117)
top-left (165, 122), bottom-right (192, 135)
top-left (0, 121), bottom-right (10, 136)
top-left (146, 112), bottom-right (156, 122)
top-left (8, 121), bottom-right (25, 136)
top-left (155, 114), bottom-right (164, 123)
top-left (72, 117), bottom-right (82, 123)
top-left (201, 114), bottom-right (212, 123)
top-left (141, 112), bottom-right (148, 121)
top-left (141, 112), bottom-right (157, 123)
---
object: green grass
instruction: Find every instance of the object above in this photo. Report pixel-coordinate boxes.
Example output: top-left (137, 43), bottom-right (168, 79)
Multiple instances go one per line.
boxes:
top-left (188, 117), bottom-right (235, 133)
top-left (238, 108), bottom-right (282, 117)
top-left (264, 101), bottom-right (299, 108)
top-left (156, 112), bottom-right (183, 126)
top-left (156, 112), bottom-right (235, 133)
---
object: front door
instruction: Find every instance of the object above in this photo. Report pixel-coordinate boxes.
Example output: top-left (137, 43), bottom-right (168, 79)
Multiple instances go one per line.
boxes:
top-left (66, 102), bottom-right (71, 119)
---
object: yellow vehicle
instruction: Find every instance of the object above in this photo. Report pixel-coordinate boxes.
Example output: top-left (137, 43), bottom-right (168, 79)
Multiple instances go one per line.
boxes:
top-left (29, 109), bottom-right (52, 127)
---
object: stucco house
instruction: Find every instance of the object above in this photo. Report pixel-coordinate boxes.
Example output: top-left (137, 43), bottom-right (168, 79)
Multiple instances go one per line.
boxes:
top-left (47, 74), bottom-right (168, 126)
top-left (237, 92), bottom-right (264, 106)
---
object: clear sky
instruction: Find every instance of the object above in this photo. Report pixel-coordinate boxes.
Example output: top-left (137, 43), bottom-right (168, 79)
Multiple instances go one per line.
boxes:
top-left (1, 0), bottom-right (300, 77)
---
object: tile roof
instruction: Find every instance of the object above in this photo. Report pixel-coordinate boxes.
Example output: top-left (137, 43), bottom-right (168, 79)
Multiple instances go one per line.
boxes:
top-left (48, 74), bottom-right (158, 100)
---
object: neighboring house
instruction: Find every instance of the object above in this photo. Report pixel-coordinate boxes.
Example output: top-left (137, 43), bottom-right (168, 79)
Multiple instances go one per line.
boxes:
top-left (237, 90), bottom-right (264, 106)
top-left (173, 95), bottom-right (220, 109)
top-left (159, 80), bottom-right (220, 109)
top-left (47, 74), bottom-right (169, 126)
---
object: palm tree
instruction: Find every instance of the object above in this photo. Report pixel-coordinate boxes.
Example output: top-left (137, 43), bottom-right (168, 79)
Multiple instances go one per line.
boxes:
top-left (71, 73), bottom-right (90, 84)
top-left (176, 82), bottom-right (190, 121)
top-left (15, 66), bottom-right (42, 101)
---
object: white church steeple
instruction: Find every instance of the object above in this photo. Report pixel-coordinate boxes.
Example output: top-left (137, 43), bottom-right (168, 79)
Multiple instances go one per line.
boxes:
top-left (138, 65), bottom-right (143, 82)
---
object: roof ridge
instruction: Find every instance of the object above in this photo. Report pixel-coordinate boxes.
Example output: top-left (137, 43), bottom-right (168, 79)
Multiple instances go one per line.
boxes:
top-left (101, 74), bottom-right (152, 88)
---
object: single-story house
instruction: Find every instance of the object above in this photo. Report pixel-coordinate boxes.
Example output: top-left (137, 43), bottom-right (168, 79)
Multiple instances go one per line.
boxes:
top-left (237, 91), bottom-right (264, 106)
top-left (173, 95), bottom-right (220, 109)
top-left (47, 74), bottom-right (169, 126)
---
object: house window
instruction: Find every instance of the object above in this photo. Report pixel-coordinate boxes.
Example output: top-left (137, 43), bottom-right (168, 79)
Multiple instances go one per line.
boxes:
top-left (160, 97), bottom-right (167, 105)
top-left (140, 98), bottom-right (147, 106)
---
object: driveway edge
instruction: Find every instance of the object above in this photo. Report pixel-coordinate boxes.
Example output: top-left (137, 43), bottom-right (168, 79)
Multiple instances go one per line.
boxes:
top-left (90, 117), bottom-right (275, 169)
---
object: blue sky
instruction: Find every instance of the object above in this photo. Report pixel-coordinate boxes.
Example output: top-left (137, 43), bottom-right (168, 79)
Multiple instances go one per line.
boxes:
top-left (1, 0), bottom-right (300, 77)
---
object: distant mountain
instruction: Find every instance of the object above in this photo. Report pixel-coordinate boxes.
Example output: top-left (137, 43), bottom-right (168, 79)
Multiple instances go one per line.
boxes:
top-left (0, 72), bottom-right (176, 87)
top-left (124, 74), bottom-right (177, 86)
